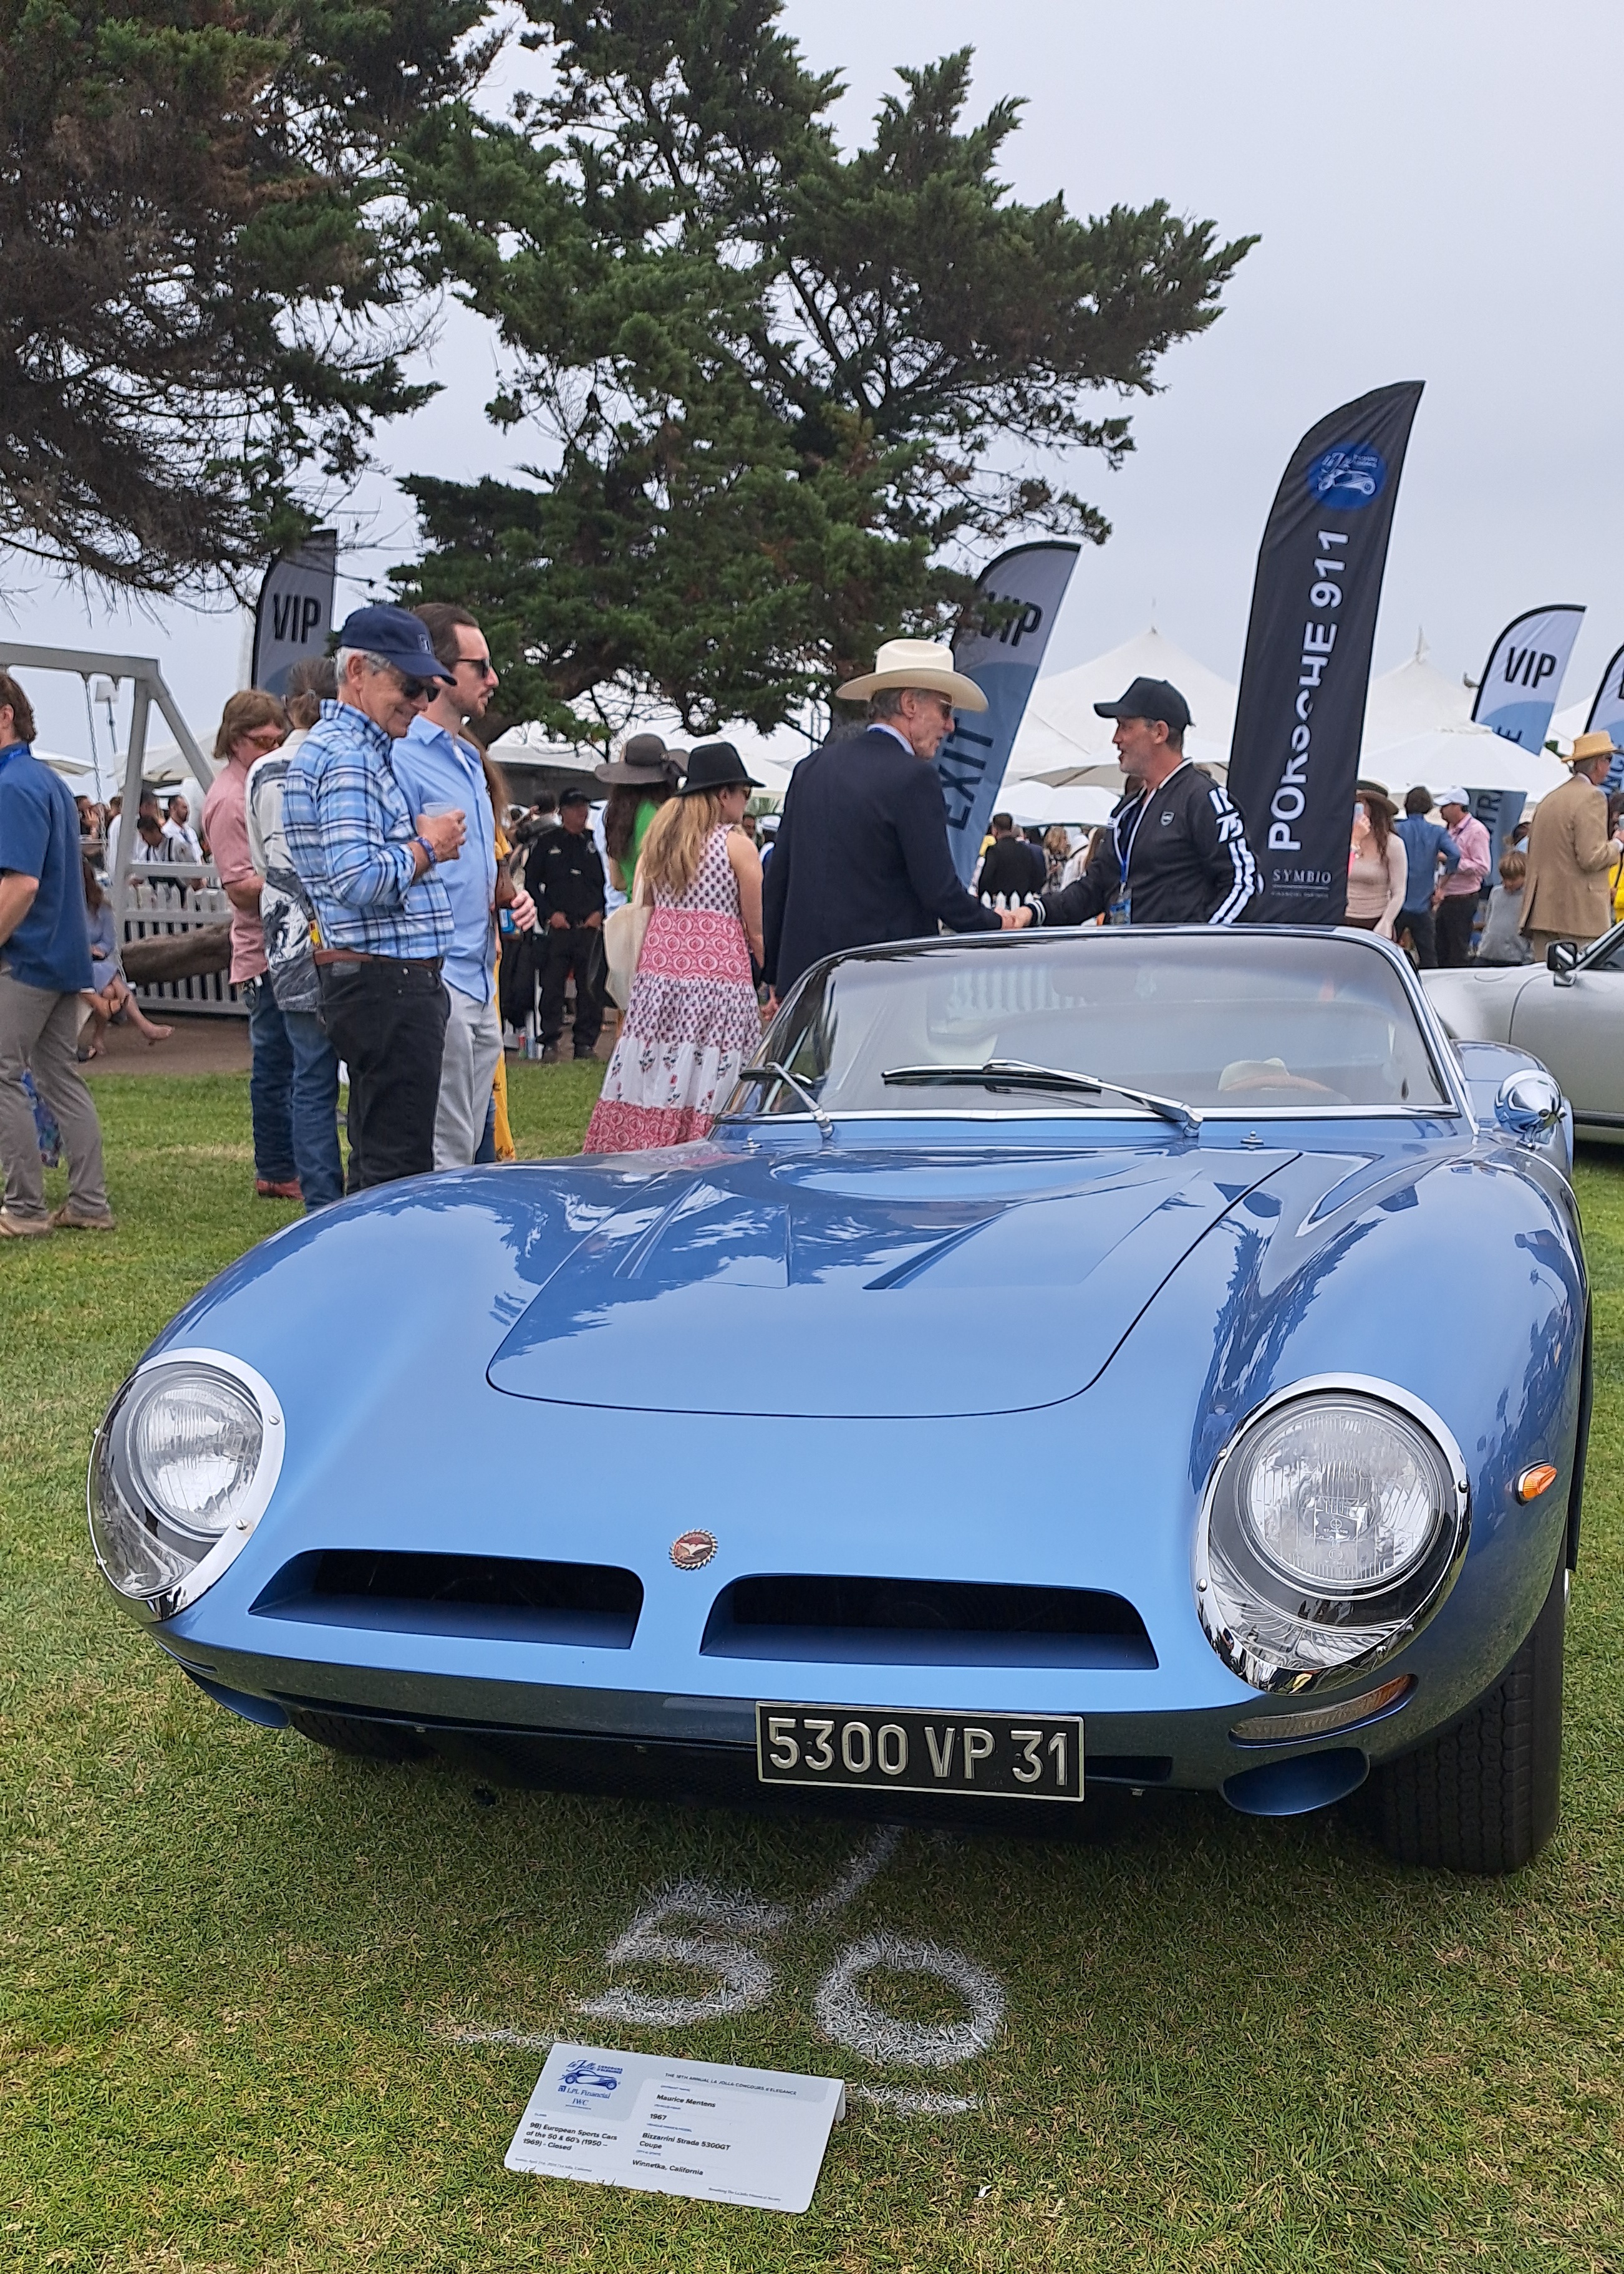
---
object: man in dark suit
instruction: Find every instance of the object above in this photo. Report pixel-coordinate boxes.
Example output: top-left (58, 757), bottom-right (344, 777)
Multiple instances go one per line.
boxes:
top-left (762, 639), bottom-right (1012, 999)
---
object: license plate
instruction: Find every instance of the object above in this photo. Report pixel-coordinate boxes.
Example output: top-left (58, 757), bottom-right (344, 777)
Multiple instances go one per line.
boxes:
top-left (755, 1705), bottom-right (1084, 1802)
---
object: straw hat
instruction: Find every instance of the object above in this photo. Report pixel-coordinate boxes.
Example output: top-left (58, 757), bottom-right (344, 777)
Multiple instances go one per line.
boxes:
top-left (1567, 729), bottom-right (1621, 767)
top-left (836, 637), bottom-right (988, 714)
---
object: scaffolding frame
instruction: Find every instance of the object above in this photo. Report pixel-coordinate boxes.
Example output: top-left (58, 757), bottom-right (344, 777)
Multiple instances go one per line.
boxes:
top-left (0, 641), bottom-right (215, 934)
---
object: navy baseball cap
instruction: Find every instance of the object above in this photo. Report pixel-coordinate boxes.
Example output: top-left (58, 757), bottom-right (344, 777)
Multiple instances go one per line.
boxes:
top-left (336, 603), bottom-right (454, 682)
top-left (1093, 675), bottom-right (1192, 735)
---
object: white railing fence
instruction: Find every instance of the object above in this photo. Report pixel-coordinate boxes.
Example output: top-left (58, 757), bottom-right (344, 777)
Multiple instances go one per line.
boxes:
top-left (123, 869), bottom-right (246, 1018)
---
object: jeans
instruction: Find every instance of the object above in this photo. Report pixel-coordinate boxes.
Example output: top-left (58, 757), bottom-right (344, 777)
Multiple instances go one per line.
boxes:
top-left (1436, 894), bottom-right (1479, 968)
top-left (0, 969), bottom-right (109, 1221)
top-left (283, 1006), bottom-right (344, 1209)
top-left (317, 956), bottom-right (448, 1191)
top-left (243, 976), bottom-right (297, 1183)
top-left (1394, 905), bottom-right (1436, 968)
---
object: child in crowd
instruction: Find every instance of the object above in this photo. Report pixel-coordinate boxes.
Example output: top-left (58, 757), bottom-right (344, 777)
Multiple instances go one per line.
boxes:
top-left (1476, 847), bottom-right (1532, 966)
top-left (77, 858), bottom-right (172, 1054)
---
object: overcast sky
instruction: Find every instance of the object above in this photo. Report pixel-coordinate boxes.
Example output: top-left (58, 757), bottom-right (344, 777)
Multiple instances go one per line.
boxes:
top-left (6, 0), bottom-right (1619, 769)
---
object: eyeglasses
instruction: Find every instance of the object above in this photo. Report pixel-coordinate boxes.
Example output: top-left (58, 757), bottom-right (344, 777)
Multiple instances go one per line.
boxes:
top-left (241, 727), bottom-right (284, 752)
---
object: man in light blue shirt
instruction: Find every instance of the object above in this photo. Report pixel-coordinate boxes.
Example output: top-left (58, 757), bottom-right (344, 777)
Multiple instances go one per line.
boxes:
top-left (395, 604), bottom-right (536, 1166)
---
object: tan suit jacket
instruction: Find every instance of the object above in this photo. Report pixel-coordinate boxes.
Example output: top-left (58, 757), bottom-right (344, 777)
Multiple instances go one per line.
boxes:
top-left (1520, 771), bottom-right (1615, 941)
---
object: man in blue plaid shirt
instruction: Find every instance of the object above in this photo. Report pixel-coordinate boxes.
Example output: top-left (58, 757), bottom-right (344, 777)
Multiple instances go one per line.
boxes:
top-left (283, 604), bottom-right (466, 1189)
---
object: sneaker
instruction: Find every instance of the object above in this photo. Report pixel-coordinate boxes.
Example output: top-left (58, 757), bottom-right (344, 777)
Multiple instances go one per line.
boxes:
top-left (0, 1209), bottom-right (52, 1237)
top-left (254, 1179), bottom-right (302, 1200)
top-left (539, 1045), bottom-right (561, 1064)
top-left (48, 1205), bottom-right (117, 1232)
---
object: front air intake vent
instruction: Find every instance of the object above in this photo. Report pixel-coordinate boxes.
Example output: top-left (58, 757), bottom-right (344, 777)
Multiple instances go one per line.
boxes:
top-left (251, 1552), bottom-right (642, 1648)
top-left (700, 1574), bottom-right (1156, 1669)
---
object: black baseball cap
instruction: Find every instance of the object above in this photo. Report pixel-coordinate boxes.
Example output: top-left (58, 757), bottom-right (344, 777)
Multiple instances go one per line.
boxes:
top-left (1093, 676), bottom-right (1192, 735)
top-left (558, 786), bottom-right (592, 809)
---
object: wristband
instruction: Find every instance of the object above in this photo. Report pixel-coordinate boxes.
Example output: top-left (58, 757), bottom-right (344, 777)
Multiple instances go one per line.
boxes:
top-left (412, 833), bottom-right (435, 867)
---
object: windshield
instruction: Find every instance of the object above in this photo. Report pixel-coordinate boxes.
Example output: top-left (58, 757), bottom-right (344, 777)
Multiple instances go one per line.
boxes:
top-left (733, 932), bottom-right (1454, 1119)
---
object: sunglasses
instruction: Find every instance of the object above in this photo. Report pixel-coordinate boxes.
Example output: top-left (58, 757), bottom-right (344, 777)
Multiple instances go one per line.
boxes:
top-left (388, 672), bottom-right (440, 702)
top-left (241, 727), bottom-right (284, 752)
top-left (456, 654), bottom-right (498, 679)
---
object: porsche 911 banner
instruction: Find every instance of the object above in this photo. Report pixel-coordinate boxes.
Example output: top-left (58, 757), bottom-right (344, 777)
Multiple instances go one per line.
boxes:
top-left (1472, 603), bottom-right (1585, 751)
top-left (250, 531), bottom-right (338, 697)
top-left (935, 540), bottom-right (1080, 886)
top-left (1581, 640), bottom-right (1624, 792)
top-left (1226, 382), bottom-right (1423, 926)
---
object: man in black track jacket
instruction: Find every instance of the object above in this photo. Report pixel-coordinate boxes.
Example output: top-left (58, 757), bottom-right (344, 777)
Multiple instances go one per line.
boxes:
top-left (1015, 676), bottom-right (1257, 931)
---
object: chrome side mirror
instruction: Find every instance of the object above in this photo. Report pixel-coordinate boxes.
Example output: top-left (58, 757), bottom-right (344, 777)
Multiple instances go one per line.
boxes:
top-left (1546, 940), bottom-right (1579, 986)
top-left (1495, 1068), bottom-right (1564, 1143)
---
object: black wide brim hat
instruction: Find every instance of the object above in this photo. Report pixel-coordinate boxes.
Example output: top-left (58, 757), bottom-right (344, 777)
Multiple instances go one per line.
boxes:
top-left (677, 740), bottom-right (762, 796)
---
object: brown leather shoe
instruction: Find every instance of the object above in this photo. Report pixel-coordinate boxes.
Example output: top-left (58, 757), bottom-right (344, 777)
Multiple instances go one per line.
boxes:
top-left (254, 1179), bottom-right (302, 1200)
top-left (48, 1205), bottom-right (116, 1231)
top-left (0, 1209), bottom-right (52, 1237)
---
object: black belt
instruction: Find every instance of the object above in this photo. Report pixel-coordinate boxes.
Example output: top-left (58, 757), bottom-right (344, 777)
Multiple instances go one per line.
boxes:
top-left (313, 947), bottom-right (443, 974)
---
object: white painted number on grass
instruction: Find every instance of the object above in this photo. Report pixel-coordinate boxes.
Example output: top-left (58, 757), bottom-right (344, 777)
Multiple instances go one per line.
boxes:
top-left (811, 1933), bottom-right (1005, 2070)
top-left (573, 1881), bottom-right (791, 2026)
top-left (568, 1830), bottom-right (1005, 2104)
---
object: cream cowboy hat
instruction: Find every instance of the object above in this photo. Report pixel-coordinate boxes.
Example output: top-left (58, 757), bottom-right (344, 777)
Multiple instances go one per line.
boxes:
top-left (1567, 729), bottom-right (1621, 766)
top-left (836, 637), bottom-right (988, 714)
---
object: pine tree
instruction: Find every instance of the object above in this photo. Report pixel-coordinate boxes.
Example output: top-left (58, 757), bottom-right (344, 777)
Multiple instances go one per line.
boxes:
top-left (0, 1), bottom-right (490, 593)
top-left (396, 0), bottom-right (1253, 737)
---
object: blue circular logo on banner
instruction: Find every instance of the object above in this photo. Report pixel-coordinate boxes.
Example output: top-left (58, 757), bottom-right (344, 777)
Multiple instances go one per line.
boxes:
top-left (1306, 443), bottom-right (1387, 510)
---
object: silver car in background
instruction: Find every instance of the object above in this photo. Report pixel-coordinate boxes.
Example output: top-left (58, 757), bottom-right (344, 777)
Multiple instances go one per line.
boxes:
top-left (1423, 922), bottom-right (1624, 1144)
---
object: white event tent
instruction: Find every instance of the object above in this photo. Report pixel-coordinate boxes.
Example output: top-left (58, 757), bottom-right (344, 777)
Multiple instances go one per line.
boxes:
top-left (1359, 637), bottom-right (1472, 753)
top-left (1007, 627), bottom-right (1239, 788)
top-left (1361, 720), bottom-right (1569, 806)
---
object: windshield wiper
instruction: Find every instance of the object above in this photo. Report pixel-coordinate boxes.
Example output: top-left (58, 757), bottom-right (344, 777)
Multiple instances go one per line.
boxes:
top-left (735, 1062), bottom-right (834, 1141)
top-left (881, 1058), bottom-right (1202, 1139)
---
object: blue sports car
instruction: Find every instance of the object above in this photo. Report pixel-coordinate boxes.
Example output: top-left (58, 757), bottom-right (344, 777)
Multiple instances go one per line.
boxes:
top-left (90, 927), bottom-right (1588, 1874)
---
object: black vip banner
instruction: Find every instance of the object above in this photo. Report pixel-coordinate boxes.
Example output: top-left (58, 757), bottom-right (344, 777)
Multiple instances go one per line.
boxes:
top-left (1227, 382), bottom-right (1423, 924)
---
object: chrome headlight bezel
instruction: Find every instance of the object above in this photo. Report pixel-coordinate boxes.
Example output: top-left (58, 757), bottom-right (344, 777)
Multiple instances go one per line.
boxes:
top-left (1194, 1375), bottom-right (1470, 1694)
top-left (88, 1347), bottom-right (284, 1623)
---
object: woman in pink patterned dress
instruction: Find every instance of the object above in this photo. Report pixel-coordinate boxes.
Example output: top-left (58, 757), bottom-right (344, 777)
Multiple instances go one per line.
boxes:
top-left (585, 743), bottom-right (764, 1152)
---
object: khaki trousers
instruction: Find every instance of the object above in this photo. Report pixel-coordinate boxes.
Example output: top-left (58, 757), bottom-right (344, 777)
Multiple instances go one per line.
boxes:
top-left (1524, 929), bottom-right (1604, 962)
top-left (0, 968), bottom-right (109, 1221)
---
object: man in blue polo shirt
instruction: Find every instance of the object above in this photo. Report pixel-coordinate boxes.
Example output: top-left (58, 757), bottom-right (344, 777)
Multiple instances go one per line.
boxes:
top-left (0, 670), bottom-right (112, 1233)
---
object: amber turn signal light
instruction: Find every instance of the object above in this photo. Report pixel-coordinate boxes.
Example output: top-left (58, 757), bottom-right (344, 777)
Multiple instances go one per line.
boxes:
top-left (1515, 1463), bottom-right (1559, 1502)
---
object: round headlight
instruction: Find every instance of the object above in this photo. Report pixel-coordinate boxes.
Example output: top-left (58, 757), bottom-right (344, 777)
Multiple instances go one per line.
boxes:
top-left (90, 1355), bottom-right (281, 1617)
top-left (1196, 1383), bottom-right (1469, 1692)
top-left (1232, 1398), bottom-right (1444, 1595)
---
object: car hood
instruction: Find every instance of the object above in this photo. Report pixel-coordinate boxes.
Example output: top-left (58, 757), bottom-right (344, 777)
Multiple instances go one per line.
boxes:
top-left (486, 1142), bottom-right (1297, 1419)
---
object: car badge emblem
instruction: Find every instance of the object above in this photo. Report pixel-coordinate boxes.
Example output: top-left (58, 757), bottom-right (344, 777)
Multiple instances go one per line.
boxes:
top-left (670, 1529), bottom-right (717, 1571)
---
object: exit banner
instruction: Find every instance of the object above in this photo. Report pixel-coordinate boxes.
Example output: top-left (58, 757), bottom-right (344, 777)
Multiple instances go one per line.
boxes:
top-left (250, 531), bottom-right (338, 697)
top-left (935, 541), bottom-right (1080, 886)
top-left (1471, 603), bottom-right (1584, 749)
top-left (1226, 382), bottom-right (1423, 927)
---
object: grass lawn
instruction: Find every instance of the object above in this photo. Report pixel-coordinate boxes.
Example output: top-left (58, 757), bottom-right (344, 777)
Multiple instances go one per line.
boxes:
top-left (3, 1067), bottom-right (1623, 2272)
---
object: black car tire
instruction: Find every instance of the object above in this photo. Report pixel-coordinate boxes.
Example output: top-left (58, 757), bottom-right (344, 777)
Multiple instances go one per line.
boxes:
top-left (1366, 1553), bottom-right (1565, 1874)
top-left (286, 1708), bottom-right (428, 1763)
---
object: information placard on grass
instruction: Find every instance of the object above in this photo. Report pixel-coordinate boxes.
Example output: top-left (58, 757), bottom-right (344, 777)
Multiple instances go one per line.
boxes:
top-left (505, 2041), bottom-right (845, 2214)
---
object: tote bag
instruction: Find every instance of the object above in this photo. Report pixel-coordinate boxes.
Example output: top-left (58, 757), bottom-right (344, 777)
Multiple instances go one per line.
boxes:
top-left (603, 868), bottom-right (652, 1009)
